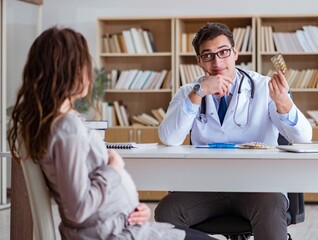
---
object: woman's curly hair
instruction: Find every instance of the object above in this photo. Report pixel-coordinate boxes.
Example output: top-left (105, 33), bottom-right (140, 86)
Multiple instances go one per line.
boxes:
top-left (8, 26), bottom-right (93, 163)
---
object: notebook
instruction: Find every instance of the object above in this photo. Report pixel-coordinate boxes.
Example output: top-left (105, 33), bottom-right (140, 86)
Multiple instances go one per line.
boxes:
top-left (276, 144), bottom-right (318, 153)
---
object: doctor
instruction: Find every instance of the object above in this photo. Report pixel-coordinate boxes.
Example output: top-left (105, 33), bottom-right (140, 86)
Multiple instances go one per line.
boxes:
top-left (155, 22), bottom-right (312, 240)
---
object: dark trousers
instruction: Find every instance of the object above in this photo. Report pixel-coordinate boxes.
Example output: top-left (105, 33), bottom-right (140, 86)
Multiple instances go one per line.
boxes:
top-left (155, 192), bottom-right (288, 240)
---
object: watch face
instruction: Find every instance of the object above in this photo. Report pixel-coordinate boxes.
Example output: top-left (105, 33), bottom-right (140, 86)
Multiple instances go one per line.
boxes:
top-left (193, 84), bottom-right (200, 92)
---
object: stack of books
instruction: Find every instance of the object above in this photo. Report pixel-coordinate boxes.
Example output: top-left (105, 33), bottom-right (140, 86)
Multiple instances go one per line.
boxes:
top-left (102, 28), bottom-right (157, 54)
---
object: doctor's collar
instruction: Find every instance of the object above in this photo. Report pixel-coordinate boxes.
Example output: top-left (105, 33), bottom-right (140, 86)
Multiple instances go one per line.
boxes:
top-left (235, 68), bottom-right (252, 92)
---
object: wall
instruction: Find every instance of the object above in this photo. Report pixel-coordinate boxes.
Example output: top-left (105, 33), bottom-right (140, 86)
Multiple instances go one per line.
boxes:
top-left (6, 0), bottom-right (318, 107)
top-left (5, 0), bottom-right (39, 187)
top-left (6, 0), bottom-right (39, 107)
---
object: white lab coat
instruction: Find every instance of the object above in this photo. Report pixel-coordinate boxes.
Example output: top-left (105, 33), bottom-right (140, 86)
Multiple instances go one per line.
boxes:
top-left (159, 69), bottom-right (312, 146)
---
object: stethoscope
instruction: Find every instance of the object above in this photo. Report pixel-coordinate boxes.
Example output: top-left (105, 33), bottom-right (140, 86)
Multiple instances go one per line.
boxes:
top-left (199, 67), bottom-right (255, 127)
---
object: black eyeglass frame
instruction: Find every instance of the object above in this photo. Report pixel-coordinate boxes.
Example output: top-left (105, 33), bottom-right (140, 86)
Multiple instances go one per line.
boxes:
top-left (199, 47), bottom-right (234, 62)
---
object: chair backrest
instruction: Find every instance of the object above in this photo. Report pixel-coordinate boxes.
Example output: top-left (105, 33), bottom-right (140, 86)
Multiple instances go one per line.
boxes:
top-left (21, 156), bottom-right (56, 240)
top-left (287, 192), bottom-right (305, 224)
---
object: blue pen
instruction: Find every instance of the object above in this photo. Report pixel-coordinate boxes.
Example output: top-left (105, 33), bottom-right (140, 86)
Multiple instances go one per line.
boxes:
top-left (208, 143), bottom-right (237, 148)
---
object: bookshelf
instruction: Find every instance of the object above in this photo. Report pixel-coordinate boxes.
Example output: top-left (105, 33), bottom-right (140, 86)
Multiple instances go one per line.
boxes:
top-left (98, 16), bottom-right (318, 201)
top-left (175, 16), bottom-right (257, 89)
top-left (257, 16), bottom-right (318, 136)
top-left (105, 126), bottom-right (163, 144)
top-left (97, 16), bottom-right (318, 139)
top-left (257, 16), bottom-right (318, 202)
top-left (97, 17), bottom-right (175, 139)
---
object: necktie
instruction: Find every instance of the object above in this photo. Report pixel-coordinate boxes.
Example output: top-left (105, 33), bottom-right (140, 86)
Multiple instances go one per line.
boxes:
top-left (218, 96), bottom-right (227, 125)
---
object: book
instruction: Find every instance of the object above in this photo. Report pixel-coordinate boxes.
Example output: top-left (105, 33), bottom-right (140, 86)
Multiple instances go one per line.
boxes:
top-left (122, 30), bottom-right (136, 53)
top-left (130, 28), bottom-right (147, 54)
top-left (113, 100), bottom-right (125, 126)
top-left (105, 142), bottom-right (158, 149)
top-left (161, 70), bottom-right (172, 89)
top-left (180, 32), bottom-right (187, 53)
top-left (146, 30), bottom-right (157, 52)
top-left (152, 71), bottom-right (168, 89)
top-left (114, 70), bottom-right (129, 89)
top-left (112, 33), bottom-right (121, 53)
top-left (122, 69), bottom-right (139, 89)
top-left (85, 120), bottom-right (108, 130)
top-left (151, 108), bottom-right (164, 123)
top-left (109, 104), bottom-right (119, 126)
top-left (103, 34), bottom-right (110, 53)
top-left (236, 27), bottom-right (245, 51)
top-left (117, 32), bottom-right (128, 53)
top-left (110, 69), bottom-right (119, 88)
top-left (131, 113), bottom-right (160, 126)
top-left (120, 104), bottom-right (130, 126)
top-left (142, 29), bottom-right (153, 53)
top-left (101, 102), bottom-right (109, 121)
top-left (247, 28), bottom-right (253, 52)
top-left (128, 70), bottom-right (143, 89)
top-left (132, 115), bottom-right (149, 125)
top-left (157, 108), bottom-right (166, 120)
top-left (140, 113), bottom-right (160, 126)
top-left (241, 25), bottom-right (251, 52)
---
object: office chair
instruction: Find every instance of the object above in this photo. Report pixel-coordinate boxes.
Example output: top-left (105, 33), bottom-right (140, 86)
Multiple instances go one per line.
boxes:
top-left (190, 134), bottom-right (305, 240)
top-left (21, 154), bottom-right (56, 240)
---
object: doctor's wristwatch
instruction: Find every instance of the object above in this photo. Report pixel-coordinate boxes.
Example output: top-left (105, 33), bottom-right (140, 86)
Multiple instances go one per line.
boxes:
top-left (193, 83), bottom-right (206, 97)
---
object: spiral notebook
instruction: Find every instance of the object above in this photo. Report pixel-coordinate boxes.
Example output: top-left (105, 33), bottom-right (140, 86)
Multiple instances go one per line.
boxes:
top-left (105, 142), bottom-right (158, 149)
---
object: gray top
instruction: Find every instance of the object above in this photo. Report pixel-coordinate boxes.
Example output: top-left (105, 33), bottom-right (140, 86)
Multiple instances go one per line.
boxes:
top-left (40, 111), bottom-right (185, 240)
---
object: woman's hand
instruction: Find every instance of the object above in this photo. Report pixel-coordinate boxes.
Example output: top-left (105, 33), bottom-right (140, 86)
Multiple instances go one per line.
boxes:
top-left (108, 149), bottom-right (125, 172)
top-left (128, 203), bottom-right (151, 225)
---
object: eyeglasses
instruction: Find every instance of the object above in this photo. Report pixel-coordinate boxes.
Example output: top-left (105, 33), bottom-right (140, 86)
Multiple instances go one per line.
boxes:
top-left (199, 47), bottom-right (234, 62)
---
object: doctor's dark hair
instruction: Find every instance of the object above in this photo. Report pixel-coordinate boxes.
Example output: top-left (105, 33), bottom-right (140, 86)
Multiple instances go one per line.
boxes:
top-left (192, 22), bottom-right (235, 56)
top-left (8, 26), bottom-right (93, 163)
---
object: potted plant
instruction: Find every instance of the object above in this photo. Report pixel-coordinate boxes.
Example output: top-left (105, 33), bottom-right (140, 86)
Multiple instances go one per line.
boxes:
top-left (75, 67), bottom-right (108, 120)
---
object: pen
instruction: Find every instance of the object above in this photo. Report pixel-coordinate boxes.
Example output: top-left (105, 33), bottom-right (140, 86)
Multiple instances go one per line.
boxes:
top-left (195, 143), bottom-right (238, 148)
top-left (208, 143), bottom-right (237, 148)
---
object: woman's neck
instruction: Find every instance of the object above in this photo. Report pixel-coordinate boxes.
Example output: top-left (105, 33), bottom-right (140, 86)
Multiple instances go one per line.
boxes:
top-left (60, 99), bottom-right (72, 113)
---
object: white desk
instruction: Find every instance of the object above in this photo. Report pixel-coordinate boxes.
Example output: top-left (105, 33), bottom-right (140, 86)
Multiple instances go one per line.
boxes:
top-left (117, 145), bottom-right (318, 193)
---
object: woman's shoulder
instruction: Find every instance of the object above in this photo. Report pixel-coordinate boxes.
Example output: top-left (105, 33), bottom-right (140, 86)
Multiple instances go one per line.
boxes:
top-left (53, 111), bottom-right (87, 137)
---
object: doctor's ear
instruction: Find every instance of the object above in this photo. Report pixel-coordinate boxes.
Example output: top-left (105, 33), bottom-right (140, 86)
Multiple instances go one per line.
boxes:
top-left (232, 47), bottom-right (239, 60)
top-left (196, 55), bottom-right (201, 64)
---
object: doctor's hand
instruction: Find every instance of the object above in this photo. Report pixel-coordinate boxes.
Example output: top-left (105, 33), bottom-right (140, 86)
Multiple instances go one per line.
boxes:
top-left (128, 203), bottom-right (151, 225)
top-left (201, 71), bottom-right (234, 97)
top-left (108, 149), bottom-right (125, 172)
top-left (269, 70), bottom-right (292, 114)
